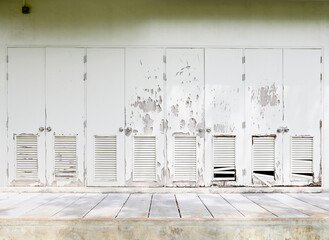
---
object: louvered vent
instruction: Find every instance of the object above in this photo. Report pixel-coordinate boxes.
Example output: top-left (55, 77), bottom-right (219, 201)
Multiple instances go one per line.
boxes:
top-left (252, 136), bottom-right (275, 176)
top-left (213, 136), bottom-right (236, 181)
top-left (94, 136), bottom-right (117, 182)
top-left (291, 136), bottom-right (313, 179)
top-left (174, 136), bottom-right (196, 181)
top-left (16, 135), bottom-right (38, 180)
top-left (133, 136), bottom-right (156, 181)
top-left (55, 136), bottom-right (77, 180)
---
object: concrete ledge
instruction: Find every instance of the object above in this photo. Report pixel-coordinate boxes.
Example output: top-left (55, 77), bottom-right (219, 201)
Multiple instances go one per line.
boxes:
top-left (0, 219), bottom-right (328, 240)
top-left (0, 186), bottom-right (326, 194)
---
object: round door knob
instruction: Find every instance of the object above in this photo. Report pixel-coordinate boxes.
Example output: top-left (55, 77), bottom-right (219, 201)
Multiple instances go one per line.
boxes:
top-left (206, 128), bottom-right (211, 133)
top-left (198, 128), bottom-right (204, 133)
top-left (126, 127), bottom-right (132, 132)
top-left (284, 127), bottom-right (290, 133)
top-left (277, 128), bottom-right (283, 133)
top-left (39, 127), bottom-right (45, 132)
top-left (119, 127), bottom-right (124, 132)
top-left (46, 127), bottom-right (52, 132)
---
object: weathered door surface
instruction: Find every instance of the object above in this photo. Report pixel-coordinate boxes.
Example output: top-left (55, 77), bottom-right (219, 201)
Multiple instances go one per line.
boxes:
top-left (282, 49), bottom-right (322, 185)
top-left (245, 49), bottom-right (283, 186)
top-left (8, 48), bottom-right (46, 186)
top-left (125, 48), bottom-right (165, 186)
top-left (86, 48), bottom-right (125, 186)
top-left (166, 49), bottom-right (205, 186)
top-left (45, 48), bottom-right (85, 186)
top-left (205, 49), bottom-right (244, 186)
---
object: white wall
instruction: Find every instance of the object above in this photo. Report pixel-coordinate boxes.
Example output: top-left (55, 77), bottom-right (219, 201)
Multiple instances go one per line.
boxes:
top-left (0, 0), bottom-right (329, 187)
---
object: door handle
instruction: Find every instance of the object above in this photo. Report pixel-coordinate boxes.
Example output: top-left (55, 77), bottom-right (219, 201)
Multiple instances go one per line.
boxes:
top-left (198, 128), bottom-right (204, 133)
top-left (206, 128), bottom-right (211, 133)
top-left (39, 127), bottom-right (45, 132)
top-left (283, 127), bottom-right (289, 133)
top-left (125, 127), bottom-right (132, 132)
top-left (119, 127), bottom-right (124, 132)
top-left (46, 127), bottom-right (52, 132)
top-left (277, 128), bottom-right (283, 133)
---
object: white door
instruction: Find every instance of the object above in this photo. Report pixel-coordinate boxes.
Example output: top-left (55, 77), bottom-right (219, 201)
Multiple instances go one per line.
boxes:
top-left (205, 49), bottom-right (244, 186)
top-left (86, 48), bottom-right (125, 186)
top-left (283, 49), bottom-right (322, 185)
top-left (45, 48), bottom-right (85, 186)
top-left (7, 48), bottom-right (46, 186)
top-left (166, 49), bottom-right (205, 186)
top-left (245, 49), bottom-right (283, 186)
top-left (125, 48), bottom-right (165, 186)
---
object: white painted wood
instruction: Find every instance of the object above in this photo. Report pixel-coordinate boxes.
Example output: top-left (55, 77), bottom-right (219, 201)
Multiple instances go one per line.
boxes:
top-left (53, 193), bottom-right (106, 218)
top-left (45, 48), bottom-right (85, 186)
top-left (245, 49), bottom-right (283, 185)
top-left (86, 48), bottom-right (125, 186)
top-left (0, 193), bottom-right (40, 211)
top-left (125, 48), bottom-right (165, 186)
top-left (245, 193), bottom-right (308, 218)
top-left (205, 49), bottom-right (244, 186)
top-left (268, 193), bottom-right (329, 217)
top-left (85, 193), bottom-right (129, 219)
top-left (175, 194), bottom-right (212, 218)
top-left (221, 193), bottom-right (275, 218)
top-left (149, 194), bottom-right (180, 218)
top-left (117, 194), bottom-right (152, 218)
top-left (166, 49), bottom-right (205, 186)
top-left (198, 194), bottom-right (242, 218)
top-left (0, 193), bottom-right (61, 218)
top-left (7, 48), bottom-right (46, 186)
top-left (283, 49), bottom-right (322, 185)
top-left (23, 193), bottom-right (84, 218)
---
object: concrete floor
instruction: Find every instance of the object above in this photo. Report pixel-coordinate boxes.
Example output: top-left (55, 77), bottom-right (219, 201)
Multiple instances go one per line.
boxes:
top-left (1, 192), bottom-right (329, 239)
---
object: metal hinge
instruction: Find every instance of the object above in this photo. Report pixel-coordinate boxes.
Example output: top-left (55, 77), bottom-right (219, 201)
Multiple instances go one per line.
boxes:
top-left (163, 55), bottom-right (166, 63)
top-left (6, 73), bottom-right (8, 80)
top-left (320, 120), bottom-right (322, 129)
top-left (242, 56), bottom-right (245, 64)
top-left (6, 56), bottom-right (8, 63)
top-left (163, 73), bottom-right (167, 81)
top-left (83, 73), bottom-right (87, 81)
top-left (84, 55), bottom-right (87, 63)
top-left (242, 74), bottom-right (245, 81)
top-left (242, 121), bottom-right (246, 128)
top-left (320, 73), bottom-right (323, 81)
top-left (320, 56), bottom-right (323, 63)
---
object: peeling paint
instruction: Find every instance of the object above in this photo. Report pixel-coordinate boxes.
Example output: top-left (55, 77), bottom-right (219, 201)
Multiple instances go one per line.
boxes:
top-left (171, 104), bottom-right (179, 117)
top-left (180, 119), bottom-right (186, 129)
top-left (142, 114), bottom-right (154, 134)
top-left (187, 118), bottom-right (197, 132)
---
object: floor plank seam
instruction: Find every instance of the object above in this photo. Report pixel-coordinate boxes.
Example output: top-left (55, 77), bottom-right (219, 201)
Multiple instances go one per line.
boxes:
top-left (174, 194), bottom-right (182, 218)
top-left (286, 193), bottom-right (329, 213)
top-left (147, 194), bottom-right (153, 218)
top-left (220, 194), bottom-right (245, 217)
top-left (197, 194), bottom-right (214, 218)
top-left (82, 194), bottom-right (109, 218)
top-left (115, 193), bottom-right (131, 218)
top-left (50, 193), bottom-right (86, 218)
top-left (243, 194), bottom-right (279, 218)
top-left (22, 194), bottom-right (64, 217)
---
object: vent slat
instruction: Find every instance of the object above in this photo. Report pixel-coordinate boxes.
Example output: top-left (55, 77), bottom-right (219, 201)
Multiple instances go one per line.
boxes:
top-left (16, 135), bottom-right (38, 180)
top-left (252, 137), bottom-right (275, 173)
top-left (291, 136), bottom-right (313, 178)
top-left (174, 136), bottom-right (196, 181)
top-left (94, 136), bottom-right (117, 182)
top-left (213, 136), bottom-right (236, 181)
top-left (55, 136), bottom-right (77, 180)
top-left (133, 136), bottom-right (156, 181)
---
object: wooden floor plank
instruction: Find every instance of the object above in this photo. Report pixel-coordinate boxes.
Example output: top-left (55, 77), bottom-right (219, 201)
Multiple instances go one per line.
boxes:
top-left (288, 193), bottom-right (329, 212)
top-left (23, 193), bottom-right (84, 218)
top-left (149, 194), bottom-right (180, 219)
top-left (198, 194), bottom-right (242, 218)
top-left (0, 193), bottom-right (62, 218)
top-left (268, 193), bottom-right (329, 217)
top-left (85, 193), bottom-right (129, 219)
top-left (175, 194), bottom-right (212, 219)
top-left (244, 194), bottom-right (308, 218)
top-left (117, 194), bottom-right (152, 219)
top-left (221, 194), bottom-right (275, 218)
top-left (53, 194), bottom-right (106, 219)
